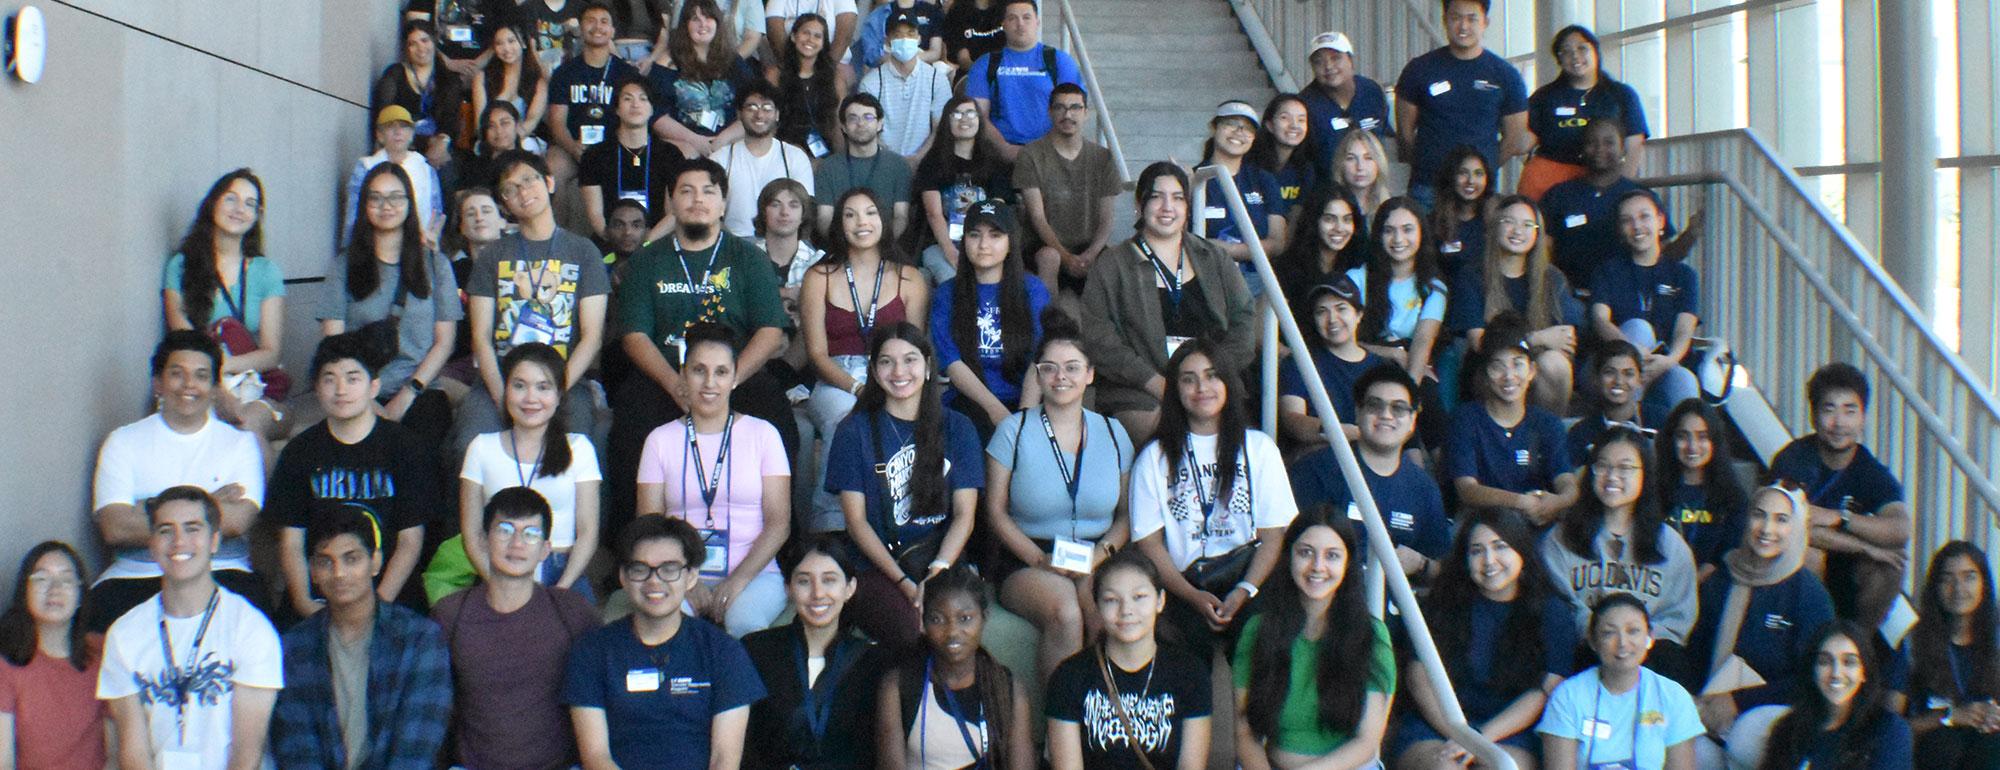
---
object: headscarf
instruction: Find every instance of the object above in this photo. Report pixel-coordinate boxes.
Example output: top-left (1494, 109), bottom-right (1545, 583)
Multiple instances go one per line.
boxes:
top-left (1708, 484), bottom-right (1811, 679)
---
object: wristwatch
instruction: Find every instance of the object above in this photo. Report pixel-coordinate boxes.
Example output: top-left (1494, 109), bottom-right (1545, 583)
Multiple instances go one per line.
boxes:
top-left (406, 377), bottom-right (427, 394)
top-left (1837, 509), bottom-right (1853, 531)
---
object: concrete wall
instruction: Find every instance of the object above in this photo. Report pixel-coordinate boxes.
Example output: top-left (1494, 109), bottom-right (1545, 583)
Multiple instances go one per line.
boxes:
top-left (0, 0), bottom-right (400, 597)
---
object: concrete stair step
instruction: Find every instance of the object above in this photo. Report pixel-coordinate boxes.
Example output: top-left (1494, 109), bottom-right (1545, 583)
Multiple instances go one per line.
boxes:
top-left (1082, 33), bottom-right (1251, 55)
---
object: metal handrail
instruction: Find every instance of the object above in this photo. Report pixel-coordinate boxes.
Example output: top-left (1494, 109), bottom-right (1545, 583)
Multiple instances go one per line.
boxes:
top-left (1640, 129), bottom-right (2000, 568)
top-left (1189, 165), bottom-right (1519, 770)
top-left (1049, 0), bottom-right (1133, 184)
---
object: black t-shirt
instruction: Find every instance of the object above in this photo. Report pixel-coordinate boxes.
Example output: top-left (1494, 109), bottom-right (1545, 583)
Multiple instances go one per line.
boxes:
top-left (941, 0), bottom-right (1005, 65)
top-left (580, 136), bottom-right (687, 225)
top-left (913, 149), bottom-right (1013, 244)
top-left (372, 64), bottom-right (469, 142)
top-left (741, 624), bottom-right (883, 768)
top-left (548, 55), bottom-right (642, 143)
top-left (268, 420), bottom-right (438, 565)
top-left (1045, 646), bottom-right (1213, 770)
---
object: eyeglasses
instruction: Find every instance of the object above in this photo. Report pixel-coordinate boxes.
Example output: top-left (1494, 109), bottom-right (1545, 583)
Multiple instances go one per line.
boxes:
top-left (27, 573), bottom-right (80, 591)
top-left (499, 181), bottom-right (544, 200)
top-left (1052, 103), bottom-right (1088, 114)
top-left (1035, 361), bottom-right (1088, 378)
top-left (742, 102), bottom-right (777, 113)
top-left (1496, 216), bottom-right (1540, 230)
top-left (622, 561), bottom-right (690, 583)
top-left (366, 192), bottom-right (411, 209)
top-left (1360, 397), bottom-right (1415, 418)
top-left (491, 520), bottom-right (547, 543)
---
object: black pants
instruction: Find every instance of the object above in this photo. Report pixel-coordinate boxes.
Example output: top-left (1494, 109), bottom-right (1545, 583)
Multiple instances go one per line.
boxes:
top-left (1917, 725), bottom-right (2000, 769)
top-left (85, 569), bottom-right (272, 633)
top-left (606, 369), bottom-right (800, 539)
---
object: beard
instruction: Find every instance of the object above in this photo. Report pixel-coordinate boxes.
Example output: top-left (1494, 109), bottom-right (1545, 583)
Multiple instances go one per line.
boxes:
top-left (681, 222), bottom-right (714, 243)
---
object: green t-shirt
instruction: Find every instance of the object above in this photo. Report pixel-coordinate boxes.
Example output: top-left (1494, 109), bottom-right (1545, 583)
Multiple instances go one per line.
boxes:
top-left (1232, 614), bottom-right (1397, 756)
top-left (618, 233), bottom-right (791, 363)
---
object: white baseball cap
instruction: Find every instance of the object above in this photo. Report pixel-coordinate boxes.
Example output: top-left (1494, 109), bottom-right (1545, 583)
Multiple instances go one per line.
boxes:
top-left (1212, 100), bottom-right (1261, 127)
top-left (1311, 31), bottom-right (1355, 56)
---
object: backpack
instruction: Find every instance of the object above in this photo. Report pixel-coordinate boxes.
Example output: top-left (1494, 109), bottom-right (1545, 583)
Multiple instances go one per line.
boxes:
top-left (983, 45), bottom-right (1060, 125)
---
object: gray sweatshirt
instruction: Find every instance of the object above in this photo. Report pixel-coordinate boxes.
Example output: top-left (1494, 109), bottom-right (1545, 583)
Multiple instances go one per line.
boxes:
top-left (1538, 522), bottom-right (1700, 645)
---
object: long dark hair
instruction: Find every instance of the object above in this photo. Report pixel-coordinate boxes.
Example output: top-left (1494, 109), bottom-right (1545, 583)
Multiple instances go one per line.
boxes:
top-left (1558, 426), bottom-right (1667, 563)
top-left (1245, 507), bottom-right (1375, 738)
top-left (176, 169), bottom-right (268, 327)
top-left (1130, 161), bottom-right (1192, 234)
top-left (1478, 194), bottom-right (1556, 329)
top-left (1427, 509), bottom-right (1554, 695)
top-left (908, 565), bottom-right (1017, 770)
top-left (779, 13), bottom-right (838, 144)
top-left (1759, 620), bottom-right (1893, 770)
top-left (950, 205), bottom-right (1033, 393)
top-left (1909, 541), bottom-right (2000, 701)
top-left (1655, 399), bottom-right (1751, 529)
top-left (1277, 184), bottom-right (1368, 281)
top-left (820, 187), bottom-right (911, 269)
top-left (0, 542), bottom-right (91, 670)
top-left (1245, 93), bottom-right (1317, 176)
top-left (1152, 337), bottom-right (1249, 516)
top-left (1357, 197), bottom-right (1441, 343)
top-left (498, 342), bottom-right (574, 477)
top-left (1429, 145), bottom-right (1495, 236)
top-left (916, 95), bottom-right (1005, 191)
top-left (481, 24), bottom-right (545, 105)
top-left (345, 162), bottom-right (433, 302)
top-left (856, 322), bottom-right (948, 519)
top-left (669, 0), bottom-right (739, 81)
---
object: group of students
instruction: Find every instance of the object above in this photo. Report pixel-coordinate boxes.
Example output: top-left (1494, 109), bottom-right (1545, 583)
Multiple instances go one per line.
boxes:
top-left (2, 0), bottom-right (1995, 769)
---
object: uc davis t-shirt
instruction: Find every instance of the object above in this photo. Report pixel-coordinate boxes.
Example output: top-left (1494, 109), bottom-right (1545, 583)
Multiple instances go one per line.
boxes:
top-left (1394, 47), bottom-right (1528, 184)
top-left (562, 616), bottom-right (765, 767)
top-left (823, 409), bottom-right (986, 550)
top-left (965, 44), bottom-right (1082, 145)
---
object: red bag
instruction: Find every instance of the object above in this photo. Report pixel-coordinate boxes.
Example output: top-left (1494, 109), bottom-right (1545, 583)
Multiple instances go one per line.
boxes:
top-left (207, 317), bottom-right (293, 402)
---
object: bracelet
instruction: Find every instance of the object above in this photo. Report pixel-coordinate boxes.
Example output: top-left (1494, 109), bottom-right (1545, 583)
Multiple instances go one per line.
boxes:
top-left (1234, 580), bottom-right (1260, 599)
top-left (407, 377), bottom-right (427, 394)
top-left (849, 380), bottom-right (865, 396)
top-left (898, 574), bottom-right (916, 586)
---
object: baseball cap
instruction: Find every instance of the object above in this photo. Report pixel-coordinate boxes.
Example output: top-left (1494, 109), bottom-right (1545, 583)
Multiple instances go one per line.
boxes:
top-left (962, 199), bottom-right (1016, 238)
top-left (1311, 31), bottom-right (1355, 56)
top-left (375, 105), bottom-right (415, 127)
top-left (1212, 100), bottom-right (1260, 128)
top-left (1307, 275), bottom-right (1364, 312)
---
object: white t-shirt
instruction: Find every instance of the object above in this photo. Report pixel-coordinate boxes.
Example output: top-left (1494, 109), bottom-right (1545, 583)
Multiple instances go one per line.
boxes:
top-left (1128, 430), bottom-right (1297, 570)
top-left (712, 139), bottom-right (817, 237)
top-left (460, 432), bottom-right (603, 548)
top-left (96, 588), bottom-right (283, 770)
top-left (92, 414), bottom-right (266, 580)
top-left (766, 0), bottom-right (859, 63)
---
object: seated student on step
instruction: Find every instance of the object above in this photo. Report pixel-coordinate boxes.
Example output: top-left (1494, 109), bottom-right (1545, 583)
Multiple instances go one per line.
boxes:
top-left (1902, 541), bottom-right (2000, 768)
top-left (1275, 185), bottom-right (1369, 315)
top-left (1757, 620), bottom-right (1914, 770)
top-left (812, 93), bottom-right (914, 239)
top-left (1536, 593), bottom-right (1703, 770)
top-left (1539, 118), bottom-right (1669, 290)
top-left (913, 95), bottom-right (1014, 285)
top-left (1080, 162), bottom-right (1256, 447)
top-left (1276, 276), bottom-right (1387, 451)
top-left (875, 565), bottom-right (1033, 770)
top-left (1445, 317), bottom-right (1578, 526)
top-left (0, 542), bottom-right (108, 770)
top-left (1445, 194), bottom-right (1582, 413)
top-left (1348, 197), bottom-right (1449, 445)
top-left (162, 169), bottom-right (290, 441)
top-left (1656, 398), bottom-right (1752, 579)
top-left (1234, 508), bottom-right (1395, 770)
top-left (1046, 549), bottom-right (1214, 770)
top-left (767, 13), bottom-right (846, 157)
top-left (1289, 365), bottom-right (1451, 584)
top-left (963, 0), bottom-right (1081, 159)
top-left (1017, 84), bottom-right (1127, 296)
top-left (1247, 93), bottom-right (1320, 216)
top-left (1521, 25), bottom-right (1650, 200)
top-left (433, 487), bottom-right (602, 770)
top-left (635, 323), bottom-right (793, 637)
top-left (985, 307), bottom-right (1133, 683)
top-left (1196, 100), bottom-right (1290, 296)
top-left (1393, 0), bottom-right (1530, 208)
top-left (930, 199), bottom-right (1050, 440)
top-left (1427, 146), bottom-right (1496, 280)
top-left (272, 505), bottom-right (451, 769)
top-left (1768, 362), bottom-right (1911, 627)
top-left (565, 515), bottom-right (765, 768)
top-left (579, 76), bottom-right (686, 244)
top-left (1563, 340), bottom-right (1657, 466)
top-left (1538, 427), bottom-right (1701, 680)
top-left (743, 534), bottom-right (885, 768)
top-left (1588, 189), bottom-right (1702, 414)
top-left (272, 333), bottom-right (435, 618)
top-left (824, 322), bottom-right (985, 652)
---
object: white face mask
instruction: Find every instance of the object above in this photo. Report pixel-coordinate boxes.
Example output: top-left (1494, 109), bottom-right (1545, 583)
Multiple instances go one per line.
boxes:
top-left (887, 37), bottom-right (921, 62)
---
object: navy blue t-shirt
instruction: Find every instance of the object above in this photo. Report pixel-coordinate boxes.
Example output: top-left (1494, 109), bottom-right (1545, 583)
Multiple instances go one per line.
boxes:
top-left (1443, 403), bottom-right (1570, 494)
top-left (563, 616), bottom-right (767, 768)
top-left (1279, 346), bottom-right (1387, 426)
top-left (1199, 164), bottom-right (1285, 245)
top-left (1768, 438), bottom-right (1905, 516)
top-left (1562, 410), bottom-right (1662, 471)
top-left (1539, 177), bottom-right (1670, 289)
top-left (1526, 80), bottom-right (1651, 166)
top-left (1443, 264), bottom-right (1586, 335)
top-left (1590, 258), bottom-right (1699, 335)
top-left (1300, 76), bottom-right (1394, 178)
top-left (1668, 481), bottom-right (1745, 568)
top-left (1288, 446), bottom-right (1450, 561)
top-left (1273, 161), bottom-right (1315, 212)
top-left (1435, 215), bottom-right (1487, 279)
top-left (824, 409), bottom-right (986, 550)
top-left (1454, 595), bottom-right (1580, 721)
top-left (549, 54), bottom-right (641, 143)
top-left (1684, 570), bottom-right (1836, 709)
top-left (1394, 48), bottom-right (1529, 185)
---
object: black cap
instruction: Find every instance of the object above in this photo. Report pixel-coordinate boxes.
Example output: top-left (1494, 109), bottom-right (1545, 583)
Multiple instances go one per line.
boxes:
top-left (1306, 275), bottom-right (1364, 311)
top-left (961, 198), bottom-right (1016, 239)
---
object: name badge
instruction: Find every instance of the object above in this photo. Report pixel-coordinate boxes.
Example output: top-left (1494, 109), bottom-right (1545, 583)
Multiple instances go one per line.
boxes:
top-left (620, 190), bottom-right (649, 206)
top-left (1050, 538), bottom-right (1095, 575)
top-left (1555, 106), bottom-right (1578, 116)
top-left (1331, 117), bottom-right (1352, 130)
top-left (626, 667), bottom-right (663, 692)
top-left (1440, 240), bottom-right (1463, 254)
top-left (161, 752), bottom-right (205, 770)
top-left (1203, 206), bottom-right (1227, 220)
top-left (948, 221), bottom-right (965, 241)
top-left (1165, 335), bottom-right (1192, 357)
top-left (1346, 502), bottom-right (1363, 521)
top-left (579, 124), bottom-right (606, 145)
top-left (447, 24), bottom-right (475, 43)
top-left (699, 528), bottom-right (730, 580)
top-left (1584, 718), bottom-right (1614, 740)
top-left (1428, 80), bottom-right (1452, 96)
top-left (1565, 213), bottom-right (1588, 229)
top-left (1586, 762), bottom-right (1634, 770)
top-left (807, 132), bottom-right (830, 158)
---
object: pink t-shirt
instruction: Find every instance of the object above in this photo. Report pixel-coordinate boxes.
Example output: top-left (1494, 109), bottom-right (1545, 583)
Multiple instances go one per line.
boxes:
top-left (637, 414), bottom-right (791, 575)
top-left (1, 643), bottom-right (106, 770)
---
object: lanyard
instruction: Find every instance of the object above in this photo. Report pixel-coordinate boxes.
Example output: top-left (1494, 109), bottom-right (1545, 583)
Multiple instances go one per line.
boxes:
top-left (676, 236), bottom-right (725, 292)
top-left (218, 255), bottom-right (249, 322)
top-left (843, 152), bottom-right (881, 191)
top-left (157, 589), bottom-right (222, 747)
top-left (516, 237), bottom-right (553, 300)
top-left (1185, 444), bottom-right (1218, 531)
top-left (1137, 239), bottom-right (1185, 309)
top-left (682, 413), bottom-right (735, 529)
top-left (1585, 671), bottom-right (1644, 766)
top-left (844, 262), bottom-right (887, 340)
top-left (615, 142), bottom-right (651, 199)
top-left (509, 427), bottom-right (546, 487)
top-left (922, 658), bottom-right (987, 769)
top-left (793, 633), bottom-right (858, 745)
top-left (1040, 408), bottom-right (1087, 539)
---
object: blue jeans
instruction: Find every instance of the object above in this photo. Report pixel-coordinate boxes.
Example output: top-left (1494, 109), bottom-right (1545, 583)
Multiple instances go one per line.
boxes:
top-left (540, 551), bottom-right (594, 604)
top-left (1622, 318), bottom-right (1702, 414)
